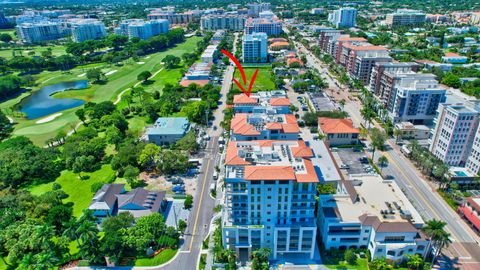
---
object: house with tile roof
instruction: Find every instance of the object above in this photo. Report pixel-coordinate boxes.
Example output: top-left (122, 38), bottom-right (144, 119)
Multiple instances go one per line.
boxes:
top-left (230, 113), bottom-right (300, 141)
top-left (458, 197), bottom-right (480, 233)
top-left (318, 117), bottom-right (360, 146)
top-left (232, 90), bottom-right (291, 114)
top-left (222, 140), bottom-right (324, 261)
top-left (317, 175), bottom-right (430, 261)
top-left (89, 184), bottom-right (167, 221)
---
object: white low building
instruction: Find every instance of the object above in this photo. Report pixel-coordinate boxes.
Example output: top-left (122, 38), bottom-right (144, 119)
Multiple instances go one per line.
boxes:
top-left (317, 175), bottom-right (430, 262)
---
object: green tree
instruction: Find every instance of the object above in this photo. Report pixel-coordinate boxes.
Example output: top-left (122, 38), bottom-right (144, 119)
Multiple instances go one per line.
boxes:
top-left (251, 248), bottom-right (270, 270)
top-left (184, 194), bottom-right (193, 210)
top-left (344, 248), bottom-right (357, 265)
top-left (0, 110), bottom-right (12, 140)
top-left (86, 68), bottom-right (106, 83)
top-left (162, 55), bottom-right (181, 69)
top-left (175, 131), bottom-right (199, 153)
top-left (138, 143), bottom-right (161, 171)
top-left (75, 108), bottom-right (86, 124)
top-left (393, 128), bottom-right (402, 143)
top-left (360, 106), bottom-right (375, 129)
top-left (370, 257), bottom-right (388, 270)
top-left (0, 33), bottom-right (12, 43)
top-left (423, 219), bottom-right (451, 265)
top-left (441, 73), bottom-right (461, 88)
top-left (406, 254), bottom-right (424, 270)
top-left (124, 165), bottom-right (141, 188)
top-left (137, 71), bottom-right (152, 82)
top-left (370, 128), bottom-right (386, 161)
top-left (377, 155), bottom-right (389, 174)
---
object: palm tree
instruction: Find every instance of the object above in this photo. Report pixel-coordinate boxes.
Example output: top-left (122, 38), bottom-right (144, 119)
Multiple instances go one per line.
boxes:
top-left (406, 254), bottom-right (424, 270)
top-left (360, 106), bottom-right (375, 129)
top-left (35, 251), bottom-right (59, 269)
top-left (422, 219), bottom-right (450, 262)
top-left (393, 128), bottom-right (402, 144)
top-left (77, 220), bottom-right (99, 249)
top-left (63, 219), bottom-right (81, 248)
top-left (431, 230), bottom-right (452, 267)
top-left (432, 164), bottom-right (450, 189)
top-left (370, 257), bottom-right (388, 270)
top-left (378, 155), bottom-right (389, 174)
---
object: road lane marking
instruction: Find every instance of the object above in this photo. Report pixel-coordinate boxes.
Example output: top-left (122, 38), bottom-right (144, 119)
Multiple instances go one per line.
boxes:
top-left (384, 152), bottom-right (467, 249)
top-left (189, 152), bottom-right (213, 251)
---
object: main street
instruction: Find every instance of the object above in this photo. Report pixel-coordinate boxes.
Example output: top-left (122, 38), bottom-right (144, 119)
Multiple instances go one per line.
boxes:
top-left (157, 33), bottom-right (238, 270)
top-left (290, 32), bottom-right (480, 268)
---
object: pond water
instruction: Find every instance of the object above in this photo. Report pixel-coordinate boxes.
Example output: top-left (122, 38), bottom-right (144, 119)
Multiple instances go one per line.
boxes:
top-left (19, 80), bottom-right (88, 119)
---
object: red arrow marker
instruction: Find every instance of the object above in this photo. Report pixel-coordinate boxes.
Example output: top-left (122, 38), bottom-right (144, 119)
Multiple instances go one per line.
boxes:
top-left (221, 49), bottom-right (258, 97)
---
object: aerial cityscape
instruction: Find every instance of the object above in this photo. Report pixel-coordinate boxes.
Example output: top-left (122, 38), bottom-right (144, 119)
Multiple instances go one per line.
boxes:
top-left (1, 0), bottom-right (480, 269)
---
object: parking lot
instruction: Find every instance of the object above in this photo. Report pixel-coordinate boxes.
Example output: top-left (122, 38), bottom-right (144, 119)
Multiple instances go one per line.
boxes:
top-left (335, 148), bottom-right (377, 176)
top-left (308, 92), bottom-right (338, 112)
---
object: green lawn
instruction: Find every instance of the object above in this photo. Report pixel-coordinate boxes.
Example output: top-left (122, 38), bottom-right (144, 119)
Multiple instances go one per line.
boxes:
top-left (0, 45), bottom-right (66, 59)
top-left (28, 164), bottom-right (116, 217)
top-left (2, 36), bottom-right (202, 146)
top-left (232, 67), bottom-right (275, 92)
top-left (326, 258), bottom-right (369, 270)
top-left (134, 248), bottom-right (178, 266)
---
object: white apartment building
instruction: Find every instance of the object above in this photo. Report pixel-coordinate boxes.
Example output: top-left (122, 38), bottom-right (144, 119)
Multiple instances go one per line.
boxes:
top-left (200, 14), bottom-right (246, 31)
top-left (386, 9), bottom-right (426, 27)
top-left (386, 74), bottom-right (446, 124)
top-left (201, 44), bottom-right (219, 63)
top-left (16, 21), bottom-right (66, 43)
top-left (245, 17), bottom-right (282, 36)
top-left (115, 19), bottom-right (169, 40)
top-left (71, 19), bottom-right (107, 42)
top-left (222, 139), bottom-right (329, 261)
top-left (242, 32), bottom-right (268, 63)
top-left (247, 3), bottom-right (271, 17)
top-left (328, 8), bottom-right (357, 28)
top-left (317, 175), bottom-right (430, 262)
top-left (429, 103), bottom-right (480, 167)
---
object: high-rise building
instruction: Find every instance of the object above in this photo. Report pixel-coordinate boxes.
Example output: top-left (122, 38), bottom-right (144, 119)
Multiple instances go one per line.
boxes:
top-left (247, 3), bottom-right (271, 17)
top-left (147, 11), bottom-right (198, 25)
top-left (0, 12), bottom-right (9, 28)
top-left (71, 19), bottom-right (107, 42)
top-left (429, 102), bottom-right (480, 167)
top-left (245, 17), bottom-right (282, 36)
top-left (16, 21), bottom-right (66, 43)
top-left (200, 14), bottom-right (246, 31)
top-left (317, 28), bottom-right (342, 55)
top-left (369, 62), bottom-right (420, 106)
top-left (242, 32), bottom-right (268, 63)
top-left (385, 9), bottom-right (426, 27)
top-left (339, 43), bottom-right (392, 85)
top-left (222, 139), bottom-right (320, 260)
top-left (328, 7), bottom-right (357, 28)
top-left (386, 74), bottom-right (446, 124)
top-left (115, 19), bottom-right (169, 40)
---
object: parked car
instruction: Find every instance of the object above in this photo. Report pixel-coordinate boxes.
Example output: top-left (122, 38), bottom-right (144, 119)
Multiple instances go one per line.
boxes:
top-left (340, 164), bottom-right (350, 169)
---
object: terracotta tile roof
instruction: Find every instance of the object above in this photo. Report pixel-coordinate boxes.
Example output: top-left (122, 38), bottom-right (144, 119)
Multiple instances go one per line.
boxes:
top-left (281, 123), bottom-right (300, 133)
top-left (291, 140), bottom-right (313, 158)
top-left (444, 52), bottom-right (463, 57)
top-left (286, 58), bottom-right (304, 66)
top-left (244, 166), bottom-right (296, 180)
top-left (284, 114), bottom-right (298, 124)
top-left (318, 117), bottom-right (360, 134)
top-left (265, 122), bottom-right (283, 130)
top-left (467, 197), bottom-right (480, 213)
top-left (359, 214), bottom-right (418, 232)
top-left (296, 159), bottom-right (319, 183)
top-left (337, 37), bottom-right (367, 42)
top-left (270, 41), bottom-right (290, 48)
top-left (269, 97), bottom-right (291, 106)
top-left (269, 37), bottom-right (288, 43)
top-left (231, 114), bottom-right (261, 136)
top-left (459, 205), bottom-right (480, 231)
top-left (225, 141), bottom-right (252, 165)
top-left (343, 44), bottom-right (387, 51)
top-left (180, 79), bottom-right (210, 87)
top-left (233, 94), bottom-right (258, 104)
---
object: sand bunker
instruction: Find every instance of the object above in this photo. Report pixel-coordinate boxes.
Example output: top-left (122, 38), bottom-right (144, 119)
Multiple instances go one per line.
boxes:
top-left (35, 113), bottom-right (62, 124)
top-left (105, 70), bottom-right (118, 76)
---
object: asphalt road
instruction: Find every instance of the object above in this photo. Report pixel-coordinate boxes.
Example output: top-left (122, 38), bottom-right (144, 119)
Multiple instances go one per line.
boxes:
top-left (290, 36), bottom-right (480, 268)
